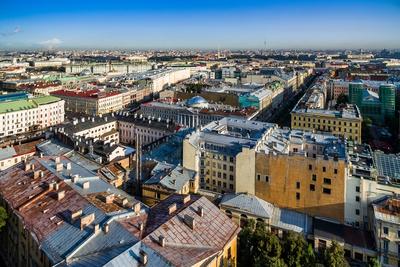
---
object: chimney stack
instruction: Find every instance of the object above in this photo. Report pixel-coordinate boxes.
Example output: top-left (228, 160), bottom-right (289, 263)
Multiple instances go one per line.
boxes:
top-left (159, 235), bottom-right (165, 247)
top-left (133, 202), bottom-right (141, 213)
top-left (138, 222), bottom-right (144, 231)
top-left (56, 163), bottom-right (63, 172)
top-left (57, 190), bottom-right (65, 200)
top-left (168, 203), bottom-right (177, 214)
top-left (184, 214), bottom-right (195, 229)
top-left (103, 223), bottom-right (110, 234)
top-left (198, 206), bottom-right (204, 217)
top-left (139, 250), bottom-right (148, 265)
top-left (82, 181), bottom-right (90, 189)
top-left (183, 195), bottom-right (191, 204)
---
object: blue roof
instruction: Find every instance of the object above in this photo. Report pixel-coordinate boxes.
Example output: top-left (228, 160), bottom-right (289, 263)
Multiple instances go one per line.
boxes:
top-left (186, 96), bottom-right (208, 106)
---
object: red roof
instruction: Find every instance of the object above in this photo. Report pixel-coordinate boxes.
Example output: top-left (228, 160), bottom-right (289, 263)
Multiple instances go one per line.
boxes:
top-left (51, 89), bottom-right (120, 99)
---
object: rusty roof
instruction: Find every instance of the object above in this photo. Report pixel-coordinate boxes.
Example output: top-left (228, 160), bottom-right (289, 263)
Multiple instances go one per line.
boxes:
top-left (119, 194), bottom-right (240, 266)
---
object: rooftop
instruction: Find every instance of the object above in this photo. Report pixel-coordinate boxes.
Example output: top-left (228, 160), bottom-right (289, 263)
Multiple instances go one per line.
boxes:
top-left (0, 95), bottom-right (62, 114)
top-left (51, 89), bottom-right (120, 99)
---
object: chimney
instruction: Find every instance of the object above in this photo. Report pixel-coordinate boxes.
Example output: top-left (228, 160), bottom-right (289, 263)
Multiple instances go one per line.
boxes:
top-left (31, 164), bottom-right (35, 171)
top-left (71, 174), bottom-right (79, 183)
top-left (56, 163), bottom-right (63, 172)
top-left (139, 250), bottom-right (148, 265)
top-left (138, 222), bottom-right (144, 231)
top-left (66, 162), bottom-right (72, 170)
top-left (80, 213), bottom-right (95, 230)
top-left (121, 198), bottom-right (128, 207)
top-left (25, 163), bottom-right (31, 171)
top-left (39, 152), bottom-right (43, 158)
top-left (105, 194), bottom-right (114, 204)
top-left (184, 214), bottom-right (195, 229)
top-left (82, 181), bottom-right (90, 189)
top-left (57, 190), bottom-right (65, 200)
top-left (40, 171), bottom-right (44, 178)
top-left (158, 235), bottom-right (165, 247)
top-left (103, 223), bottom-right (110, 234)
top-left (55, 157), bottom-right (60, 164)
top-left (133, 202), bottom-right (141, 213)
top-left (183, 195), bottom-right (191, 204)
top-left (168, 203), bottom-right (177, 214)
top-left (33, 170), bottom-right (41, 179)
top-left (70, 209), bottom-right (83, 221)
top-left (94, 224), bottom-right (100, 234)
top-left (198, 206), bottom-right (204, 217)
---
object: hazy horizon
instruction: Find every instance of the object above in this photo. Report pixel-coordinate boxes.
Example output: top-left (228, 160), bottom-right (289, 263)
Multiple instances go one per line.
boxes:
top-left (1, 0), bottom-right (400, 50)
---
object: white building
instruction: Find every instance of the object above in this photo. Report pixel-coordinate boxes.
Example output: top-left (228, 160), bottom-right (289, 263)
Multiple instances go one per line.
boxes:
top-left (0, 95), bottom-right (65, 138)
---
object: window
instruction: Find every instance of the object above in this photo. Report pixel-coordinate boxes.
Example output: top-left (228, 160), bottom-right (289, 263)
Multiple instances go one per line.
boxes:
top-left (229, 175), bottom-right (234, 181)
top-left (356, 196), bottom-right (360, 202)
top-left (383, 240), bottom-right (389, 252)
top-left (323, 178), bottom-right (331, 185)
top-left (308, 164), bottom-right (312, 170)
top-left (323, 188), bottom-right (331, 194)
top-left (322, 167), bottom-right (326, 172)
top-left (264, 175), bottom-right (269, 182)
top-left (334, 169), bottom-right (338, 174)
top-left (310, 184), bottom-right (315, 191)
top-left (355, 209), bottom-right (360, 215)
top-left (356, 186), bottom-right (360, 192)
top-left (312, 174), bottom-right (317, 181)
top-left (383, 227), bottom-right (389, 235)
top-left (257, 174), bottom-right (261, 181)
top-left (296, 182), bottom-right (300, 189)
top-left (296, 192), bottom-right (300, 200)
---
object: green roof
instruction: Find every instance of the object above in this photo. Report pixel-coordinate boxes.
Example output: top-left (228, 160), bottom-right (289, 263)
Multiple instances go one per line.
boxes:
top-left (0, 96), bottom-right (61, 114)
top-left (33, 95), bottom-right (61, 105)
top-left (0, 99), bottom-right (37, 114)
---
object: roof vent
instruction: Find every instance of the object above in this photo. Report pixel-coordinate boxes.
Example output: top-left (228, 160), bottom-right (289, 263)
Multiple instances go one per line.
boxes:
top-left (183, 195), bottom-right (191, 204)
top-left (168, 203), bottom-right (177, 214)
top-left (184, 214), bottom-right (195, 230)
top-left (139, 250), bottom-right (148, 265)
top-left (159, 235), bottom-right (165, 247)
top-left (198, 206), bottom-right (204, 217)
top-left (70, 209), bottom-right (83, 222)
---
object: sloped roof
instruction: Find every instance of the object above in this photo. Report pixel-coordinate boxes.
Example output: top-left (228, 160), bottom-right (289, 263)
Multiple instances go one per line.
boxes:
top-left (220, 193), bottom-right (274, 219)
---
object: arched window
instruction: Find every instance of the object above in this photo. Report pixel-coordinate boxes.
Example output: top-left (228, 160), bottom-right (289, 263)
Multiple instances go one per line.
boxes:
top-left (225, 210), bottom-right (232, 219)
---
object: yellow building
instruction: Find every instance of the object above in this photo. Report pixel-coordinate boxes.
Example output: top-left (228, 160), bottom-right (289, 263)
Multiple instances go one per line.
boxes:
top-left (291, 104), bottom-right (362, 142)
top-left (371, 196), bottom-right (400, 267)
top-left (255, 148), bottom-right (347, 223)
top-left (141, 162), bottom-right (198, 206)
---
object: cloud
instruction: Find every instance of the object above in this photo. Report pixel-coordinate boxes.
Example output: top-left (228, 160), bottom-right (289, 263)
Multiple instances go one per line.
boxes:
top-left (39, 38), bottom-right (62, 49)
top-left (0, 26), bottom-right (22, 37)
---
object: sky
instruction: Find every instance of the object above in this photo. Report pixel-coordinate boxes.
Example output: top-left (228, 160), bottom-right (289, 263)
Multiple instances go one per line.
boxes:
top-left (0, 0), bottom-right (400, 50)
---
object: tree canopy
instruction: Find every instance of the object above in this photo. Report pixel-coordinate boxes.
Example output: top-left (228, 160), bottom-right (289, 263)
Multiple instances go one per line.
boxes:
top-left (0, 206), bottom-right (7, 232)
top-left (238, 219), bottom-right (349, 267)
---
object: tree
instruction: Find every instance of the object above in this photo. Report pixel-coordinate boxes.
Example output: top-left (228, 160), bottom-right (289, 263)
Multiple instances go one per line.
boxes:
top-left (282, 232), bottom-right (315, 267)
top-left (0, 206), bottom-right (7, 232)
top-left (323, 241), bottom-right (349, 267)
top-left (367, 257), bottom-right (381, 267)
top-left (301, 244), bottom-right (316, 267)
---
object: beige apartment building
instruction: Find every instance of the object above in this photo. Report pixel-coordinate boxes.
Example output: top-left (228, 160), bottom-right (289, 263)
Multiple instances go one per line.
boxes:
top-left (291, 104), bottom-right (362, 142)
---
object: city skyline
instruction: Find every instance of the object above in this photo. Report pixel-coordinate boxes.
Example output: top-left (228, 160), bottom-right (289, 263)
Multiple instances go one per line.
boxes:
top-left (1, 0), bottom-right (400, 50)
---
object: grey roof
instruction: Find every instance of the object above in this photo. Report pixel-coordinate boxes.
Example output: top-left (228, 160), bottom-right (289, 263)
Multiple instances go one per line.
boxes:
top-left (0, 146), bottom-right (16, 161)
top-left (144, 163), bottom-right (196, 192)
top-left (103, 241), bottom-right (172, 267)
top-left (270, 207), bottom-right (312, 234)
top-left (220, 193), bottom-right (274, 219)
top-left (36, 139), bottom-right (73, 156)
